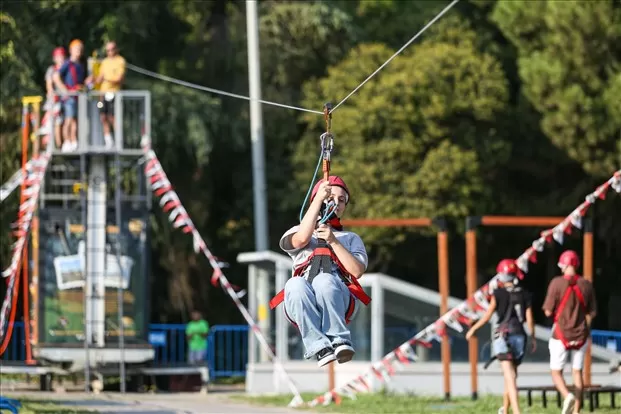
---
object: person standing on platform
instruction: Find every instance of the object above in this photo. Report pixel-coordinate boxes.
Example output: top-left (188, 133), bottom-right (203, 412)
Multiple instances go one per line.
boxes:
top-left (53, 39), bottom-right (86, 152)
top-left (86, 41), bottom-right (126, 148)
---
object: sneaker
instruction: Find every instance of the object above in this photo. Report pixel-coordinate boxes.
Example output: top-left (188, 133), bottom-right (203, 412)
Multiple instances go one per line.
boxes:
top-left (71, 141), bottom-right (79, 151)
top-left (562, 393), bottom-right (576, 414)
top-left (497, 408), bottom-right (504, 414)
top-left (316, 347), bottom-right (336, 367)
top-left (334, 343), bottom-right (355, 364)
top-left (104, 134), bottom-right (114, 149)
top-left (61, 141), bottom-right (70, 152)
top-left (37, 125), bottom-right (51, 136)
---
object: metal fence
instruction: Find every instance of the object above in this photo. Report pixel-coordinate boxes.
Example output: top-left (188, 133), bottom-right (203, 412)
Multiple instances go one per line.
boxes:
top-left (3, 322), bottom-right (618, 374)
top-left (3, 322), bottom-right (249, 379)
top-left (591, 329), bottom-right (621, 353)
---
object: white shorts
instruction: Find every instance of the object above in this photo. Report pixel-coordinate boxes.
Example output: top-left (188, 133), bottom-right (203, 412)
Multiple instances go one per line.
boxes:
top-left (548, 338), bottom-right (587, 371)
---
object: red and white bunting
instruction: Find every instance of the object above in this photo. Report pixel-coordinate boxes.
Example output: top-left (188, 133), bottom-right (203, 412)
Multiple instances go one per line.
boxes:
top-left (307, 169), bottom-right (621, 407)
top-left (0, 153), bottom-right (52, 343)
top-left (139, 138), bottom-right (303, 407)
top-left (0, 160), bottom-right (35, 203)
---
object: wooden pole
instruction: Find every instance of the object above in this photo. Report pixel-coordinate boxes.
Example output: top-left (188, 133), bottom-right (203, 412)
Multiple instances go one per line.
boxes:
top-left (465, 218), bottom-right (478, 400)
top-left (480, 216), bottom-right (565, 227)
top-left (582, 217), bottom-right (593, 386)
top-left (328, 361), bottom-right (335, 391)
top-left (437, 222), bottom-right (451, 400)
top-left (342, 218), bottom-right (433, 227)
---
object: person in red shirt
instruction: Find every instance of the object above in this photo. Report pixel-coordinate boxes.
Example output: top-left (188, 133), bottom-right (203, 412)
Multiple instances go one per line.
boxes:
top-left (542, 250), bottom-right (597, 414)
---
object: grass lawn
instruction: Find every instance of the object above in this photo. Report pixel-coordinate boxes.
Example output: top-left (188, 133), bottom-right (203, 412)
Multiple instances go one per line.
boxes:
top-left (236, 392), bottom-right (619, 413)
top-left (0, 397), bottom-right (95, 414)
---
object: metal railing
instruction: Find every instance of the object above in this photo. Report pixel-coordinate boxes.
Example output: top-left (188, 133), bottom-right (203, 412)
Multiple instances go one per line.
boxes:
top-left (591, 329), bottom-right (621, 353)
top-left (3, 322), bottom-right (249, 379)
top-left (41, 90), bottom-right (150, 154)
top-left (0, 322), bottom-right (26, 363)
top-left (4, 322), bottom-right (616, 374)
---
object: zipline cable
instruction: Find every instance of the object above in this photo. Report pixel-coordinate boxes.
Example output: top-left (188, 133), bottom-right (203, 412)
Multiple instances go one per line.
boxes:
top-left (127, 0), bottom-right (459, 117)
top-left (126, 63), bottom-right (323, 115)
top-left (329, 0), bottom-right (461, 114)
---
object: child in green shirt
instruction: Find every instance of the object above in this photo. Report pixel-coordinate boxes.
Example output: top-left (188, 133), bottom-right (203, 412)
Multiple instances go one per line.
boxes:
top-left (186, 310), bottom-right (209, 364)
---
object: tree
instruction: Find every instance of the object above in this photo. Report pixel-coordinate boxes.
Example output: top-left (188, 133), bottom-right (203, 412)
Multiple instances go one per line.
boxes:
top-left (492, 0), bottom-right (621, 177)
top-left (295, 23), bottom-right (510, 264)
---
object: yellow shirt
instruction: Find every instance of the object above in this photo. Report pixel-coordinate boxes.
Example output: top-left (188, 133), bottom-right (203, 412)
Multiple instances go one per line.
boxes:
top-left (99, 55), bottom-right (126, 92)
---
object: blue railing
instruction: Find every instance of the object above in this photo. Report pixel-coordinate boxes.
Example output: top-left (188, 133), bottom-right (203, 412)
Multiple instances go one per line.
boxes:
top-left (3, 322), bottom-right (249, 379)
top-left (0, 322), bottom-right (26, 362)
top-left (3, 322), bottom-right (617, 375)
top-left (148, 323), bottom-right (249, 378)
top-left (591, 329), bottom-right (621, 353)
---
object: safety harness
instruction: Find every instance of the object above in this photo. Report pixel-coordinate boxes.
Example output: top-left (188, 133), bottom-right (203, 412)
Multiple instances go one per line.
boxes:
top-left (269, 103), bottom-right (372, 324)
top-left (269, 240), bottom-right (371, 324)
top-left (553, 275), bottom-right (588, 350)
top-left (491, 286), bottom-right (526, 363)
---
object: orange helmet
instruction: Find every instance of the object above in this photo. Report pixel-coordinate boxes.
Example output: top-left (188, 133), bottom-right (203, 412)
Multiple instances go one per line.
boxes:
top-left (558, 250), bottom-right (580, 269)
top-left (311, 175), bottom-right (350, 204)
top-left (496, 258), bottom-right (524, 280)
top-left (69, 39), bottom-right (83, 49)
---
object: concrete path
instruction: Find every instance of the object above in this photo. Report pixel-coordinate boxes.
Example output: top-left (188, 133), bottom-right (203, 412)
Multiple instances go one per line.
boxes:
top-left (4, 391), bottom-right (301, 414)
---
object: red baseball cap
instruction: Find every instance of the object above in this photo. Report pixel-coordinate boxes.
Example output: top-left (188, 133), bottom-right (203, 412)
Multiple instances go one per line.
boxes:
top-left (52, 47), bottom-right (66, 57)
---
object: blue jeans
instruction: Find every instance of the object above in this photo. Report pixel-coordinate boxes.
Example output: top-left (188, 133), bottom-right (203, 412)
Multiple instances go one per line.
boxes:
top-left (188, 349), bottom-right (207, 364)
top-left (284, 272), bottom-right (358, 359)
top-left (493, 333), bottom-right (526, 365)
top-left (63, 97), bottom-right (77, 119)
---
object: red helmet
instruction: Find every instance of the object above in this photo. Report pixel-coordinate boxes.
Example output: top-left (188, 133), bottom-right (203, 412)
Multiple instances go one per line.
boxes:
top-left (310, 175), bottom-right (350, 203)
top-left (496, 259), bottom-right (524, 279)
top-left (52, 47), bottom-right (66, 58)
top-left (558, 250), bottom-right (580, 269)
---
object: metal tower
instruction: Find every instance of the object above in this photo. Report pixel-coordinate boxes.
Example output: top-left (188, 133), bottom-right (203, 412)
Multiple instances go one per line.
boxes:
top-left (36, 90), bottom-right (153, 391)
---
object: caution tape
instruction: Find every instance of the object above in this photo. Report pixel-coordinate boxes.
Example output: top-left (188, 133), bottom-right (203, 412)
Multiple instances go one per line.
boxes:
top-left (0, 160), bottom-right (35, 203)
top-left (0, 152), bottom-right (52, 344)
top-left (307, 170), bottom-right (621, 406)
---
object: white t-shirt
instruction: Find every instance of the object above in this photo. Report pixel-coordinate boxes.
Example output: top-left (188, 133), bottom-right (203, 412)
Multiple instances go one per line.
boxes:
top-left (279, 225), bottom-right (368, 278)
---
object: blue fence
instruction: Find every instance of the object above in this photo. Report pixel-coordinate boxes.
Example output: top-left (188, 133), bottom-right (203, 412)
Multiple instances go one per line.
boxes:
top-left (3, 322), bottom-right (249, 379)
top-left (0, 322), bottom-right (26, 362)
top-left (3, 322), bottom-right (618, 376)
top-left (149, 323), bottom-right (249, 378)
top-left (591, 329), bottom-right (621, 353)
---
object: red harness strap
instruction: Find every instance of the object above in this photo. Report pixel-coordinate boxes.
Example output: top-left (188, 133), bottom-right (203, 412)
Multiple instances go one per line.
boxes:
top-left (554, 275), bottom-right (588, 350)
top-left (269, 244), bottom-right (371, 325)
top-left (67, 62), bottom-right (83, 91)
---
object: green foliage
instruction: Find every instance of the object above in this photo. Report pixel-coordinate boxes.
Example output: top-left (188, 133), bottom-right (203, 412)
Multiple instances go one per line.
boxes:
top-left (0, 12), bottom-right (37, 129)
top-left (1, 0), bottom-right (620, 327)
top-left (296, 27), bottom-right (509, 259)
top-left (492, 0), bottom-right (621, 177)
top-left (238, 392), bottom-right (620, 413)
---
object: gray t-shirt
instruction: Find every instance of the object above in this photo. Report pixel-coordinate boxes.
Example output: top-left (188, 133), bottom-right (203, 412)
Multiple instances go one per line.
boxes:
top-left (279, 225), bottom-right (368, 278)
top-left (45, 65), bottom-right (56, 82)
top-left (45, 65), bottom-right (59, 106)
